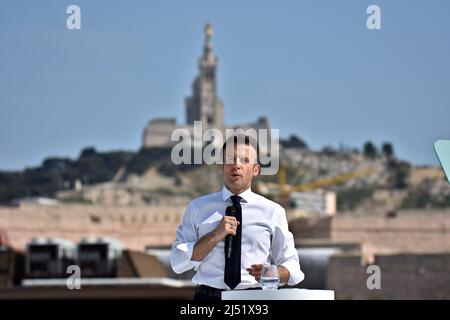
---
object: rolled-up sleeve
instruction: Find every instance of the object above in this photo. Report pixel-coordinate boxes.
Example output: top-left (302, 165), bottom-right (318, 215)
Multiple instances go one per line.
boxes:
top-left (271, 205), bottom-right (305, 286)
top-left (170, 201), bottom-right (202, 274)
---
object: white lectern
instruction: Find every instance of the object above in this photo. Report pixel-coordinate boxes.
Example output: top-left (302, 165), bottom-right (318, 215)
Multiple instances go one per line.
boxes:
top-left (221, 288), bottom-right (335, 300)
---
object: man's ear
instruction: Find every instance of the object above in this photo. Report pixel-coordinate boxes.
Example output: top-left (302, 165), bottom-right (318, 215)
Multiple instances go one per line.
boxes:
top-left (253, 164), bottom-right (260, 176)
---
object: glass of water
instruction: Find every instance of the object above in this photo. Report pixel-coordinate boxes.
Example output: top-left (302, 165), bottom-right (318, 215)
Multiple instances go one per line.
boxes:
top-left (260, 264), bottom-right (279, 290)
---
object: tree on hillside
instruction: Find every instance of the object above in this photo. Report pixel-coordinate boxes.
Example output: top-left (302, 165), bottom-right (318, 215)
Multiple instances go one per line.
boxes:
top-left (363, 141), bottom-right (377, 158)
top-left (280, 134), bottom-right (308, 149)
top-left (382, 142), bottom-right (394, 158)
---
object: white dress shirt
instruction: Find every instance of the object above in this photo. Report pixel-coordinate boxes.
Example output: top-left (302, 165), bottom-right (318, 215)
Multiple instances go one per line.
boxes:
top-left (170, 185), bottom-right (305, 290)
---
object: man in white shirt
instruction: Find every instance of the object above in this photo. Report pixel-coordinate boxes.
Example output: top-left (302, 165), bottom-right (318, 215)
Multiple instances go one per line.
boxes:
top-left (170, 134), bottom-right (304, 300)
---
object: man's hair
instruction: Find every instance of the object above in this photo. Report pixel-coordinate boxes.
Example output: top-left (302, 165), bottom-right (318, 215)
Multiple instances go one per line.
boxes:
top-left (221, 134), bottom-right (260, 165)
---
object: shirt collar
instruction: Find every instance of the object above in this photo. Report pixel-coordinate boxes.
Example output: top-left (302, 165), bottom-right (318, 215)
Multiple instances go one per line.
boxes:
top-left (221, 185), bottom-right (258, 204)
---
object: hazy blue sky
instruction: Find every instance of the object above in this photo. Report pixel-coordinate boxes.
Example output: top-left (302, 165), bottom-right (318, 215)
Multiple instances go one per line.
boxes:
top-left (1, 0), bottom-right (449, 170)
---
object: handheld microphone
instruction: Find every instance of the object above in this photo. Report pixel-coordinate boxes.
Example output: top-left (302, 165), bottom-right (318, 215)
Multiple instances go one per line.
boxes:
top-left (224, 206), bottom-right (236, 259)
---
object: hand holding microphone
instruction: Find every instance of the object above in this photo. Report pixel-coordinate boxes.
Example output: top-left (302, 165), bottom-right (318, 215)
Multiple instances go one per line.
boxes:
top-left (224, 206), bottom-right (237, 259)
top-left (213, 208), bottom-right (239, 239)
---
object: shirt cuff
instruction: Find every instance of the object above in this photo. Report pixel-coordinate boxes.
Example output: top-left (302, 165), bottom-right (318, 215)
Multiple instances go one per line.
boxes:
top-left (280, 260), bottom-right (305, 286)
top-left (175, 242), bottom-right (202, 271)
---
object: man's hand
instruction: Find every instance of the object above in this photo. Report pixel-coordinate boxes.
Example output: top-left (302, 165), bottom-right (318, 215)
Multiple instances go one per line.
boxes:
top-left (191, 216), bottom-right (240, 261)
top-left (211, 216), bottom-right (240, 241)
top-left (246, 264), bottom-right (290, 286)
top-left (246, 264), bottom-right (263, 282)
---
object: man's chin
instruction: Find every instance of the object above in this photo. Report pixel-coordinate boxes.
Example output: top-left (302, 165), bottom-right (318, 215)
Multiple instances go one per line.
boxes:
top-left (227, 180), bottom-right (252, 192)
top-left (225, 178), bottom-right (238, 186)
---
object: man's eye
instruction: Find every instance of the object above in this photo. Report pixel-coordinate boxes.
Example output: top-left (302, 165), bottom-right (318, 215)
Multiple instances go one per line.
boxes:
top-left (239, 156), bottom-right (252, 163)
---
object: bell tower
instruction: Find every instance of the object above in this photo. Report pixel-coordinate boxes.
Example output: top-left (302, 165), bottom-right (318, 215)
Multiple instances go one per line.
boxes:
top-left (185, 23), bottom-right (223, 129)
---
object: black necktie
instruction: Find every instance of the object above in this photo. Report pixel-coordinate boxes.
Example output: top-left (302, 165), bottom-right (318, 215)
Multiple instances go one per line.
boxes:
top-left (224, 195), bottom-right (242, 289)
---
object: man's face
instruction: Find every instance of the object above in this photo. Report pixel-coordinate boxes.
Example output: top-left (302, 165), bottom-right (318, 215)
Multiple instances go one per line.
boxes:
top-left (221, 144), bottom-right (260, 194)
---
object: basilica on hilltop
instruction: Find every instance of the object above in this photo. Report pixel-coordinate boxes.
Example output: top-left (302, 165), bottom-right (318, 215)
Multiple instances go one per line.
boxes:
top-left (142, 23), bottom-right (271, 148)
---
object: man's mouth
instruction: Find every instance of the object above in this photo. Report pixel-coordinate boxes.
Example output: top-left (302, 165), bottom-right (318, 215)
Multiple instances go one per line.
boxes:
top-left (231, 173), bottom-right (242, 178)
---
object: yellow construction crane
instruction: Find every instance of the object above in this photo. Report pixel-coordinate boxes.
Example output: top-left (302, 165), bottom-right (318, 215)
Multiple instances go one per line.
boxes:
top-left (278, 163), bottom-right (377, 193)
top-left (274, 163), bottom-right (376, 208)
